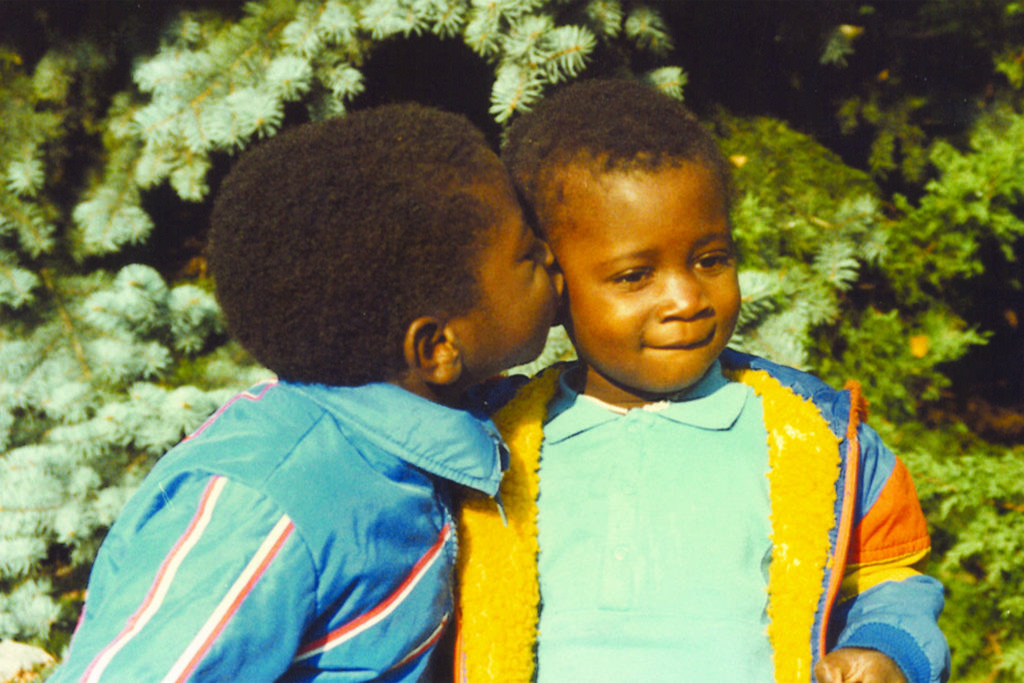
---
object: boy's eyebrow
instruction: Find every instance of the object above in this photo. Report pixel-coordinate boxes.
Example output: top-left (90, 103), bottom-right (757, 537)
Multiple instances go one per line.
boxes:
top-left (596, 231), bottom-right (734, 264)
top-left (692, 231), bottom-right (735, 249)
top-left (596, 247), bottom-right (659, 267)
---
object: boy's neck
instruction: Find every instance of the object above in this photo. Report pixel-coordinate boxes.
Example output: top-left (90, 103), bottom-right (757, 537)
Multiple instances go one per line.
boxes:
top-left (565, 365), bottom-right (656, 408)
top-left (569, 361), bottom-right (718, 409)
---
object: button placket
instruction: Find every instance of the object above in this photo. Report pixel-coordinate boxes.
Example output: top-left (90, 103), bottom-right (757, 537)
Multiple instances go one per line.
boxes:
top-left (598, 413), bottom-right (645, 610)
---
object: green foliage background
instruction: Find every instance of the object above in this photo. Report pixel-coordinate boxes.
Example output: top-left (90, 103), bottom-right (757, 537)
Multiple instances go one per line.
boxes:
top-left (1, 1), bottom-right (1022, 680)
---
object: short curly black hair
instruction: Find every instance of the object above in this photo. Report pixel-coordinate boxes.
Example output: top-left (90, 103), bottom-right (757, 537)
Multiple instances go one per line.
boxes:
top-left (502, 77), bottom-right (732, 237)
top-left (209, 103), bottom-right (505, 386)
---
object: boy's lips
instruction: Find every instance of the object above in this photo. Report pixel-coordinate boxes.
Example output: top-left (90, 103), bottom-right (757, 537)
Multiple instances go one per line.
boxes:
top-left (648, 327), bottom-right (716, 350)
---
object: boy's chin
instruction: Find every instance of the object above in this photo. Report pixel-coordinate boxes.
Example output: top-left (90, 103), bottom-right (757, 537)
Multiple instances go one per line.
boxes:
top-left (507, 337), bottom-right (555, 372)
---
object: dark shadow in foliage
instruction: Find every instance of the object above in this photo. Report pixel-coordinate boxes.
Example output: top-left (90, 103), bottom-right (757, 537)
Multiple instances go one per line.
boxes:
top-left (351, 34), bottom-right (498, 149)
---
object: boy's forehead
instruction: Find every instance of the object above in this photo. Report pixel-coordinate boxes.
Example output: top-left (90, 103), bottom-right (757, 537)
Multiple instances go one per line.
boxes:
top-left (546, 161), bottom-right (667, 209)
top-left (542, 155), bottom-right (669, 200)
top-left (543, 160), bottom-right (731, 241)
top-left (539, 163), bottom-right (615, 243)
top-left (549, 161), bottom-right (599, 194)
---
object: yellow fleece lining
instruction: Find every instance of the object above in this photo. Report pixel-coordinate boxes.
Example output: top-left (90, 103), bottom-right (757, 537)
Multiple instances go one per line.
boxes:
top-left (456, 366), bottom-right (842, 682)
top-left (726, 368), bottom-right (840, 682)
top-left (456, 369), bottom-right (559, 682)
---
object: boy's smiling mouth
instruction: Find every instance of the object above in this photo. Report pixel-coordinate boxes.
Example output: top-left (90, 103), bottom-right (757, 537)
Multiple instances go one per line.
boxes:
top-left (646, 326), bottom-right (717, 350)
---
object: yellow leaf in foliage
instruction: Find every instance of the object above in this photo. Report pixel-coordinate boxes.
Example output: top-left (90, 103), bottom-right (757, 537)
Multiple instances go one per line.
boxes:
top-left (909, 334), bottom-right (930, 358)
top-left (839, 24), bottom-right (864, 39)
top-left (730, 154), bottom-right (748, 168)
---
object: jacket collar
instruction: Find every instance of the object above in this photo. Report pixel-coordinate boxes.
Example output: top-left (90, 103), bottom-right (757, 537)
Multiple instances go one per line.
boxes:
top-left (544, 360), bottom-right (749, 444)
top-left (289, 381), bottom-right (507, 496)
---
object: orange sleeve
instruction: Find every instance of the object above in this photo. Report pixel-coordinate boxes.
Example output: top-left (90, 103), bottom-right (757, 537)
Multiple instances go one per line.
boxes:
top-left (848, 456), bottom-right (931, 566)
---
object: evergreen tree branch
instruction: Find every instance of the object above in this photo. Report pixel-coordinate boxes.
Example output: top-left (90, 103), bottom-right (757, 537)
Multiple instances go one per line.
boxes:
top-left (40, 270), bottom-right (91, 381)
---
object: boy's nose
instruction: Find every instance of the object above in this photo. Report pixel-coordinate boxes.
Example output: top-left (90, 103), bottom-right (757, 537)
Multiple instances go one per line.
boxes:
top-left (659, 274), bottom-right (708, 320)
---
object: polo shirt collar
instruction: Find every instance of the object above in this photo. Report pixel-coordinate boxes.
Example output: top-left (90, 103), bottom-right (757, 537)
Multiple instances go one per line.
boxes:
top-left (544, 360), bottom-right (749, 444)
top-left (293, 381), bottom-right (507, 496)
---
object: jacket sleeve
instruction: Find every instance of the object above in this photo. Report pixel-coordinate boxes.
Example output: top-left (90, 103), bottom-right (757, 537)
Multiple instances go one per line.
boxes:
top-left (50, 474), bottom-right (316, 682)
top-left (829, 423), bottom-right (951, 683)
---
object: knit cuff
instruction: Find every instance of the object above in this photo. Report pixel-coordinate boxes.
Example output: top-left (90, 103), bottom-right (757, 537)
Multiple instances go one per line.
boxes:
top-left (837, 622), bottom-right (931, 683)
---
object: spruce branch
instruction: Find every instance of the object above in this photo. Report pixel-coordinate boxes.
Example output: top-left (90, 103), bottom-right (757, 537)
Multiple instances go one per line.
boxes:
top-left (72, 188), bottom-right (153, 257)
top-left (427, 0), bottom-right (468, 37)
top-left (624, 5), bottom-right (672, 56)
top-left (464, 2), bottom-right (503, 57)
top-left (266, 55), bottom-right (315, 99)
top-left (812, 239), bottom-right (860, 292)
top-left (360, 0), bottom-right (429, 39)
top-left (583, 0), bottom-right (623, 38)
top-left (169, 285), bottom-right (225, 354)
top-left (0, 579), bottom-right (61, 641)
top-left (820, 25), bottom-right (861, 67)
top-left (735, 270), bottom-right (781, 331)
top-left (283, 4), bottom-right (327, 57)
top-left (642, 65), bottom-right (686, 100)
top-left (1, 200), bottom-right (56, 259)
top-left (489, 16), bottom-right (597, 122)
top-left (40, 269), bottom-right (91, 381)
top-left (5, 149), bottom-right (45, 199)
top-left (490, 62), bottom-right (546, 122)
top-left (318, 0), bottom-right (360, 44)
top-left (503, 14), bottom-right (555, 63)
top-left (539, 25), bottom-right (595, 81)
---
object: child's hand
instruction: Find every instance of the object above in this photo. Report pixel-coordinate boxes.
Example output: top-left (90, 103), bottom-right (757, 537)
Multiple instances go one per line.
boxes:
top-left (814, 647), bottom-right (908, 683)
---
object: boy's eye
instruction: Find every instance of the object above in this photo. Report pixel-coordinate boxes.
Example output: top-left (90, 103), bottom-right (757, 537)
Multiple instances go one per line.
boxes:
top-left (612, 268), bottom-right (652, 284)
top-left (696, 252), bottom-right (734, 270)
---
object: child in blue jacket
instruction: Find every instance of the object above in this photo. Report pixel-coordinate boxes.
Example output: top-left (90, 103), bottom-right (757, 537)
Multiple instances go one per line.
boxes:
top-left (52, 103), bottom-right (560, 681)
top-left (455, 79), bottom-right (950, 683)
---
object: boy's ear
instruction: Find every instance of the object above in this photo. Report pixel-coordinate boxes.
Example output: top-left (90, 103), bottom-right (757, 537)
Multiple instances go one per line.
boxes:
top-left (403, 316), bottom-right (464, 387)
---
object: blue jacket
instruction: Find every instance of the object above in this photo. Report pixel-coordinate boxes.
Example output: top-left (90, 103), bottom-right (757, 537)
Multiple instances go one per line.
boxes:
top-left (53, 380), bottom-right (506, 682)
top-left (455, 350), bottom-right (950, 683)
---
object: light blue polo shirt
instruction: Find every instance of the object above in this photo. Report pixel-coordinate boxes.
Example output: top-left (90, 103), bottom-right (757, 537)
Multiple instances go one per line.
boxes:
top-left (535, 361), bottom-right (774, 682)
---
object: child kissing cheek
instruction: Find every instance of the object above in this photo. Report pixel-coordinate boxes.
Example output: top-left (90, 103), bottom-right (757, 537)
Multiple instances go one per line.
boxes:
top-left (550, 161), bottom-right (741, 409)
